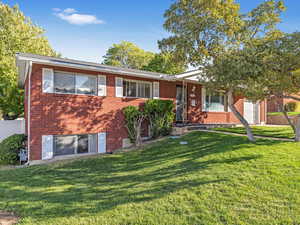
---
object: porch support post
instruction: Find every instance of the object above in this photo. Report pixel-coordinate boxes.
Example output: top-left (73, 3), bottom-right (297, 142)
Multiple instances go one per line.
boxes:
top-left (182, 79), bottom-right (187, 124)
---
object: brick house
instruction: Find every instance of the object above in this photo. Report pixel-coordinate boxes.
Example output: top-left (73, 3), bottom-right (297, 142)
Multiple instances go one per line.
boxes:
top-left (16, 53), bottom-right (267, 162)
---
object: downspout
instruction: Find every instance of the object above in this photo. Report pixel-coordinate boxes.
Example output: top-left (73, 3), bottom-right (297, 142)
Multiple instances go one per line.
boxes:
top-left (26, 61), bottom-right (32, 163)
top-left (182, 79), bottom-right (185, 124)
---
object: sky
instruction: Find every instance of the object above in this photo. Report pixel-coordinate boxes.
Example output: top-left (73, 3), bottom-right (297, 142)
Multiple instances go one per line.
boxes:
top-left (3, 0), bottom-right (300, 63)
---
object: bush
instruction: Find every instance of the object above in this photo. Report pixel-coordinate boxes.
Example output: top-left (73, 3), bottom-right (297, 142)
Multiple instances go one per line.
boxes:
top-left (284, 102), bottom-right (297, 112)
top-left (123, 106), bottom-right (146, 145)
top-left (144, 99), bottom-right (175, 138)
top-left (0, 134), bottom-right (26, 165)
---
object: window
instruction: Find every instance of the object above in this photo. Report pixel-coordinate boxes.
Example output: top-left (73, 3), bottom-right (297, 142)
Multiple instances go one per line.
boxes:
top-left (123, 80), bottom-right (152, 98)
top-left (54, 72), bottom-right (75, 94)
top-left (205, 92), bottom-right (226, 112)
top-left (54, 72), bottom-right (97, 95)
top-left (54, 134), bottom-right (97, 156)
top-left (76, 75), bottom-right (97, 95)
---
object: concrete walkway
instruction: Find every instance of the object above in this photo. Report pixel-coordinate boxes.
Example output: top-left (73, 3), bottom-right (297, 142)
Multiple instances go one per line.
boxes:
top-left (197, 129), bottom-right (294, 142)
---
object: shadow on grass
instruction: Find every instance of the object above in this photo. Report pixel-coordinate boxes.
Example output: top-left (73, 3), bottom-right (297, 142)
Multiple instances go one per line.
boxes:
top-left (0, 132), bottom-right (278, 220)
top-left (214, 126), bottom-right (294, 139)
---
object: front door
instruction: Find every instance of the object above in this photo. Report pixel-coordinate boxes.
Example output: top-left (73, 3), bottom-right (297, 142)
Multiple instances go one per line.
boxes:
top-left (176, 85), bottom-right (186, 121)
top-left (244, 100), bottom-right (260, 124)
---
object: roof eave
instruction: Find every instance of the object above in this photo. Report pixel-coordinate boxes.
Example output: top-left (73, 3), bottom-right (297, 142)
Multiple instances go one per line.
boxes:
top-left (16, 54), bottom-right (177, 86)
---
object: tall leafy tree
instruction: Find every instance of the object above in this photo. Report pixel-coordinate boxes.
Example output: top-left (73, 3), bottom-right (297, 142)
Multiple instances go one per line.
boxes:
top-left (254, 32), bottom-right (300, 141)
top-left (0, 3), bottom-right (58, 119)
top-left (142, 52), bottom-right (186, 75)
top-left (159, 0), bottom-right (285, 141)
top-left (102, 41), bottom-right (154, 70)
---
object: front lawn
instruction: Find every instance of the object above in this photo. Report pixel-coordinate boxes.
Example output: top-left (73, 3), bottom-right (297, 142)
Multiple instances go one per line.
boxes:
top-left (267, 112), bottom-right (300, 116)
top-left (0, 132), bottom-right (299, 225)
top-left (213, 126), bottom-right (294, 139)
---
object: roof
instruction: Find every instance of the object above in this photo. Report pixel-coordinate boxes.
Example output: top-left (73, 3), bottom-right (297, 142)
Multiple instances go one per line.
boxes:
top-left (15, 53), bottom-right (203, 87)
top-left (16, 53), bottom-right (176, 86)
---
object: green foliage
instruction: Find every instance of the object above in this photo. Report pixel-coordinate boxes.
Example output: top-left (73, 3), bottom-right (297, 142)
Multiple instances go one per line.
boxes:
top-left (0, 85), bottom-right (24, 120)
top-left (123, 100), bottom-right (175, 143)
top-left (284, 102), bottom-right (297, 112)
top-left (159, 0), bottom-right (286, 93)
top-left (123, 106), bottom-right (145, 144)
top-left (144, 99), bottom-right (175, 138)
top-left (259, 32), bottom-right (300, 99)
top-left (142, 53), bottom-right (186, 75)
top-left (0, 134), bottom-right (26, 165)
top-left (102, 41), bottom-right (154, 70)
top-left (159, 0), bottom-right (286, 141)
top-left (0, 3), bottom-right (58, 119)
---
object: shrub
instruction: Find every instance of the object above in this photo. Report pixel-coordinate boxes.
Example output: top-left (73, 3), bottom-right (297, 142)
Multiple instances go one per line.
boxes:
top-left (144, 99), bottom-right (175, 138)
top-left (0, 134), bottom-right (26, 165)
top-left (123, 106), bottom-right (146, 145)
top-left (284, 102), bottom-right (297, 112)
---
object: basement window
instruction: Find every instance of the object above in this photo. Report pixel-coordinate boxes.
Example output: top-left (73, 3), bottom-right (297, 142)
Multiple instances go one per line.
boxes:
top-left (53, 134), bottom-right (97, 156)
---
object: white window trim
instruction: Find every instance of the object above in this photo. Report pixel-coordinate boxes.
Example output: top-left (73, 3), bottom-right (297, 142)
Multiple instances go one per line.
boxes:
top-left (53, 71), bottom-right (98, 96)
top-left (53, 134), bottom-right (97, 156)
top-left (123, 78), bottom-right (153, 99)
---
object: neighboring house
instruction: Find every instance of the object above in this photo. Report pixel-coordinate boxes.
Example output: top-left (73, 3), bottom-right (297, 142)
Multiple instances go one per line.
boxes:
top-left (16, 53), bottom-right (267, 162)
top-left (267, 95), bottom-right (300, 112)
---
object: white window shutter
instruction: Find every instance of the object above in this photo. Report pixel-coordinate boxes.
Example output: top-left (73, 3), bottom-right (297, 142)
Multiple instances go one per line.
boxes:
top-left (42, 68), bottom-right (54, 93)
top-left (98, 132), bottom-right (106, 153)
top-left (115, 77), bottom-right (123, 97)
top-left (98, 75), bottom-right (107, 96)
top-left (42, 135), bottom-right (53, 160)
top-left (153, 82), bottom-right (160, 99)
top-left (201, 87), bottom-right (206, 111)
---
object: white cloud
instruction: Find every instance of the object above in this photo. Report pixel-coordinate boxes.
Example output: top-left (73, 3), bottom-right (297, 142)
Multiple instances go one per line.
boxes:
top-left (53, 8), bottom-right (104, 25)
top-left (52, 8), bottom-right (61, 12)
top-left (63, 8), bottom-right (77, 14)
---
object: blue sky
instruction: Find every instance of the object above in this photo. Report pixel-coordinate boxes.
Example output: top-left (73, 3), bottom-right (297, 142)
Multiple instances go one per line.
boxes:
top-left (3, 0), bottom-right (300, 63)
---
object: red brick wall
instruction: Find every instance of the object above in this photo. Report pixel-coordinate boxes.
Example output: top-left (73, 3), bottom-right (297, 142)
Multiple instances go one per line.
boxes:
top-left (26, 64), bottom-right (258, 160)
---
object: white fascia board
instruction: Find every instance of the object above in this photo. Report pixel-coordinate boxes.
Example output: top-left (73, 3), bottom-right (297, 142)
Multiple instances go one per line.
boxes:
top-left (175, 70), bottom-right (203, 79)
top-left (16, 55), bottom-right (172, 86)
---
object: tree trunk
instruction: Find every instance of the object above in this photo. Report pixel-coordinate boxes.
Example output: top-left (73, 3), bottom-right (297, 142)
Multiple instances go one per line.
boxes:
top-left (295, 115), bottom-right (300, 142)
top-left (228, 90), bottom-right (255, 142)
top-left (135, 115), bottom-right (145, 147)
top-left (276, 100), bottom-right (296, 133)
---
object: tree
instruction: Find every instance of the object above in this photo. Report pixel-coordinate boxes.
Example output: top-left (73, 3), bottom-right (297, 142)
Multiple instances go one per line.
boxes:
top-left (254, 32), bottom-right (300, 141)
top-left (159, 0), bottom-right (286, 141)
top-left (102, 41), bottom-right (154, 69)
top-left (0, 3), bottom-right (58, 119)
top-left (142, 53), bottom-right (186, 75)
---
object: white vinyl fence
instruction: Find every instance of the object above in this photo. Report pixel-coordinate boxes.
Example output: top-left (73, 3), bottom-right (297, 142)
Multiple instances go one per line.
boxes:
top-left (0, 119), bottom-right (25, 142)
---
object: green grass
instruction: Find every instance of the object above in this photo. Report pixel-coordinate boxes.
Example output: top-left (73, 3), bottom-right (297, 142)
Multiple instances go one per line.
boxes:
top-left (213, 126), bottom-right (295, 139)
top-left (1, 132), bottom-right (300, 225)
top-left (267, 112), bottom-right (300, 116)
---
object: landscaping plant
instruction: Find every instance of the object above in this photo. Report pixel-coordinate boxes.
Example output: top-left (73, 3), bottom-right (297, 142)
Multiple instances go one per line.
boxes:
top-left (0, 134), bottom-right (26, 165)
top-left (144, 99), bottom-right (174, 138)
top-left (123, 106), bottom-right (146, 146)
